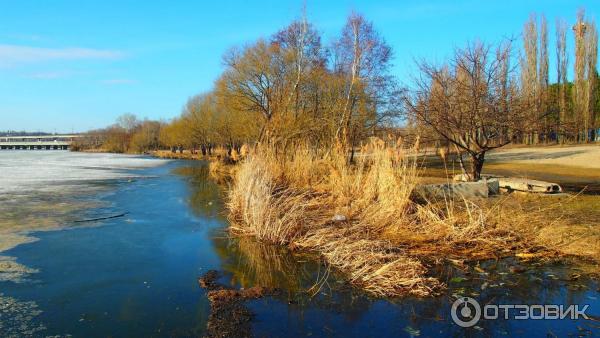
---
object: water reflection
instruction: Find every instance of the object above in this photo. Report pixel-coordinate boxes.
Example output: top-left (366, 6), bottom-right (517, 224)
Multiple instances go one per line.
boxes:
top-left (214, 236), bottom-right (320, 292)
top-left (173, 164), bottom-right (224, 218)
top-left (174, 162), bottom-right (599, 336)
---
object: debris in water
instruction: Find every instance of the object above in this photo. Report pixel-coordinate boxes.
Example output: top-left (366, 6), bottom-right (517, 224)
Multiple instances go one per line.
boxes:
top-left (449, 276), bottom-right (466, 283)
top-left (509, 266), bottom-right (526, 274)
top-left (198, 270), bottom-right (278, 338)
top-left (73, 212), bottom-right (129, 223)
top-left (403, 326), bottom-right (421, 336)
top-left (474, 265), bottom-right (485, 274)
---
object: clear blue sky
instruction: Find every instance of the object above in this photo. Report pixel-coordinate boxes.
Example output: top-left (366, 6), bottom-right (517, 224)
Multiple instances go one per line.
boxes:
top-left (0, 0), bottom-right (597, 132)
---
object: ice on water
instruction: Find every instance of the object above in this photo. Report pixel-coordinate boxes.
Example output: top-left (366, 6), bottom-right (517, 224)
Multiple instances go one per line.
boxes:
top-left (0, 151), bottom-right (168, 193)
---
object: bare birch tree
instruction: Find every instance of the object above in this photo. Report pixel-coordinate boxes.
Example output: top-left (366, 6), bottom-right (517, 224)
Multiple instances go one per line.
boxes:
top-left (334, 12), bottom-right (392, 152)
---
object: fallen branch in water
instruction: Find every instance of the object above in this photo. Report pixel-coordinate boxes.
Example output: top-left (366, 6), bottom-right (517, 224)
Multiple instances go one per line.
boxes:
top-left (74, 212), bottom-right (128, 223)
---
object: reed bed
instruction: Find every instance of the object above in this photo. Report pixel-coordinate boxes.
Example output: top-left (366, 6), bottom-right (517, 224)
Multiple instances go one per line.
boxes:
top-left (225, 140), bottom-right (598, 297)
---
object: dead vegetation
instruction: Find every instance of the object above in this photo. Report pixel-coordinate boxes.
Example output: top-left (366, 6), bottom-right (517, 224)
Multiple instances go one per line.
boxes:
top-left (226, 140), bottom-right (600, 297)
top-left (198, 270), bottom-right (277, 338)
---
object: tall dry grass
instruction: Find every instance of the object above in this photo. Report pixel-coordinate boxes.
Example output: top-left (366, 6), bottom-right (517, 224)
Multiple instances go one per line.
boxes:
top-left (225, 140), bottom-right (597, 297)
top-left (228, 150), bottom-right (328, 245)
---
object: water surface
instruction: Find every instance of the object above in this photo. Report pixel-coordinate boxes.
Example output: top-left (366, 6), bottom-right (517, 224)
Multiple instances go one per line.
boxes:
top-left (0, 152), bottom-right (598, 337)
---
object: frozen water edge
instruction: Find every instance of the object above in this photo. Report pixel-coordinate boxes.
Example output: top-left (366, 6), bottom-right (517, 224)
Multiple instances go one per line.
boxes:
top-left (0, 151), bottom-right (169, 281)
top-left (0, 152), bottom-right (168, 335)
top-left (0, 151), bottom-right (169, 194)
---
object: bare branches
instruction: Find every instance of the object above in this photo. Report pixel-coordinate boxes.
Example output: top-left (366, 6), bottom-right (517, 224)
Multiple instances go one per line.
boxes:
top-left (405, 40), bottom-right (525, 180)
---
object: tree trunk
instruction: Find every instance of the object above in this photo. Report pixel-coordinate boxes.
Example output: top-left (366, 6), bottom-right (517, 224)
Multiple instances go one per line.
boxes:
top-left (453, 145), bottom-right (469, 179)
top-left (470, 153), bottom-right (485, 181)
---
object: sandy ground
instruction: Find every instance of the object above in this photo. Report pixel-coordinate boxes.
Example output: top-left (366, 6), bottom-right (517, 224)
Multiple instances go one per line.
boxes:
top-left (419, 144), bottom-right (600, 193)
top-left (487, 144), bottom-right (600, 169)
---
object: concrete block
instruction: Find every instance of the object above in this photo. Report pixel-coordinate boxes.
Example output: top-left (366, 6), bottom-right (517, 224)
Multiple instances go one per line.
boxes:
top-left (417, 180), bottom-right (497, 200)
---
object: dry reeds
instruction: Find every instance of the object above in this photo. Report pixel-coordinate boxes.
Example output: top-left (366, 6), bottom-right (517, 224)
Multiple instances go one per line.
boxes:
top-left (228, 154), bottom-right (326, 244)
top-left (225, 140), bottom-right (596, 297)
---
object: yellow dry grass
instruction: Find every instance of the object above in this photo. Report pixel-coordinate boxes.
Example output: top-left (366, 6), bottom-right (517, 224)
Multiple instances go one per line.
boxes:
top-left (225, 140), bottom-right (599, 297)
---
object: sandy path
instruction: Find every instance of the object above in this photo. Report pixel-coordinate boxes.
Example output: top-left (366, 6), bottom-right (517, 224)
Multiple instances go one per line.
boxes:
top-left (487, 144), bottom-right (600, 169)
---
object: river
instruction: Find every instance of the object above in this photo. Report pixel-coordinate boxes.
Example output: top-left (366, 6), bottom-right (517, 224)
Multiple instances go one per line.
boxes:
top-left (0, 151), bottom-right (598, 337)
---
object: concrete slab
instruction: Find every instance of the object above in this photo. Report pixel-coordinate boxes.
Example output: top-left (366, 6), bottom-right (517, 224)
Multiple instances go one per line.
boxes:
top-left (417, 179), bottom-right (499, 199)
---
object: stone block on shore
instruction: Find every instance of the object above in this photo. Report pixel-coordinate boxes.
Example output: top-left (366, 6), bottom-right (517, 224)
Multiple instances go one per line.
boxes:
top-left (417, 179), bottom-right (499, 199)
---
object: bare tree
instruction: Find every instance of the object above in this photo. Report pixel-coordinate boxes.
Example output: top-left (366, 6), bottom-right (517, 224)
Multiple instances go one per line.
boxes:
top-left (405, 41), bottom-right (526, 181)
top-left (218, 41), bottom-right (287, 142)
top-left (116, 113), bottom-right (140, 133)
top-left (272, 12), bottom-right (323, 118)
top-left (333, 12), bottom-right (392, 151)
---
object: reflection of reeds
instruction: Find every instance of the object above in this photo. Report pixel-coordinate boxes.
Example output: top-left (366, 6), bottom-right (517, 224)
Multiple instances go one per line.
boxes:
top-left (208, 159), bottom-right (238, 183)
top-left (225, 141), bottom-right (600, 297)
top-left (174, 165), bottom-right (224, 217)
top-left (233, 237), bottom-right (312, 292)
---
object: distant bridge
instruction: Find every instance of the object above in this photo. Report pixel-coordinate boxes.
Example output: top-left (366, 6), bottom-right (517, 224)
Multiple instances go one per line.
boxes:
top-left (0, 135), bottom-right (81, 150)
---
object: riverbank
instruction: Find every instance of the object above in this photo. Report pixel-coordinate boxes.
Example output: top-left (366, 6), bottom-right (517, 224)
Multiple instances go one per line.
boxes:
top-left (1, 151), bottom-right (598, 336)
top-left (70, 145), bottom-right (600, 297)
top-left (221, 142), bottom-right (600, 298)
top-left (152, 149), bottom-right (202, 160)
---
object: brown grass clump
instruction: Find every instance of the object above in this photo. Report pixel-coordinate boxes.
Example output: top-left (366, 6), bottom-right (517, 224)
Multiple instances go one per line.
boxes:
top-left (225, 140), bottom-right (598, 297)
top-left (228, 153), bottom-right (326, 244)
top-left (296, 226), bottom-right (441, 297)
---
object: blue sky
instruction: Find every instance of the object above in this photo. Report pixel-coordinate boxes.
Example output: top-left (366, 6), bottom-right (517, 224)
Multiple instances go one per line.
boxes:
top-left (0, 0), bottom-right (598, 132)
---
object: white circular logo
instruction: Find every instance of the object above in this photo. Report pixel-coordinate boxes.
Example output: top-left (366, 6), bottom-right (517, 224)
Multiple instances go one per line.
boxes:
top-left (451, 297), bottom-right (481, 327)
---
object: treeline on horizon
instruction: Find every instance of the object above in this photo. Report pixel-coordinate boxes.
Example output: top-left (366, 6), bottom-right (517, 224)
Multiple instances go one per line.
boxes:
top-left (77, 8), bottom-right (600, 159)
